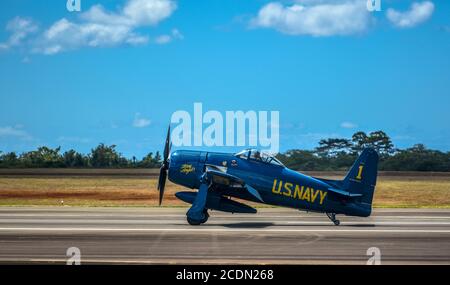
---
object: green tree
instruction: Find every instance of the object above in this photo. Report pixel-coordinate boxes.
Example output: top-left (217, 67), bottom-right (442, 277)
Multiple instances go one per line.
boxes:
top-left (0, 151), bottom-right (19, 167)
top-left (63, 149), bottom-right (87, 167)
top-left (380, 144), bottom-right (450, 171)
top-left (138, 152), bottom-right (162, 168)
top-left (367, 130), bottom-right (395, 157)
top-left (351, 131), bottom-right (370, 154)
top-left (351, 130), bottom-right (395, 157)
top-left (90, 144), bottom-right (125, 168)
top-left (277, 150), bottom-right (322, 170)
top-left (154, 151), bottom-right (162, 163)
top-left (316, 138), bottom-right (352, 158)
top-left (20, 146), bottom-right (64, 167)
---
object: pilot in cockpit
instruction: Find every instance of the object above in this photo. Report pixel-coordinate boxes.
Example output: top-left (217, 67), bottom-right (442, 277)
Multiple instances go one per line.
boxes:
top-left (253, 150), bottom-right (261, 160)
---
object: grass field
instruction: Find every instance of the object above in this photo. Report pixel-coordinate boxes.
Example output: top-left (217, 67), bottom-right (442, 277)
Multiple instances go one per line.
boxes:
top-left (0, 170), bottom-right (449, 208)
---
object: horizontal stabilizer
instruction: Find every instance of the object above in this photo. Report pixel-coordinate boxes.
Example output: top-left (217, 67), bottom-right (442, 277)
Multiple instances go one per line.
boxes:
top-left (327, 187), bottom-right (363, 198)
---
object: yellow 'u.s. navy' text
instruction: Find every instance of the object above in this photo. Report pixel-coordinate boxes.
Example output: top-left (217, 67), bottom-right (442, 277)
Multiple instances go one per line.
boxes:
top-left (272, 179), bottom-right (327, 205)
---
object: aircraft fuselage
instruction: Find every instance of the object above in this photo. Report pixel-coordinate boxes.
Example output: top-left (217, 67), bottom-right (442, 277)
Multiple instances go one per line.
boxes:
top-left (168, 150), bottom-right (372, 217)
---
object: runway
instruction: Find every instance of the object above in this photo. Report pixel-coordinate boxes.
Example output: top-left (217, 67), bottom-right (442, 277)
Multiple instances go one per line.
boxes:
top-left (0, 207), bottom-right (449, 264)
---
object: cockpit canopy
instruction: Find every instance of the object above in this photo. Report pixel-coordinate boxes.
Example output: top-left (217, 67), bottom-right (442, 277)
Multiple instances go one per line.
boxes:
top-left (235, 149), bottom-right (284, 167)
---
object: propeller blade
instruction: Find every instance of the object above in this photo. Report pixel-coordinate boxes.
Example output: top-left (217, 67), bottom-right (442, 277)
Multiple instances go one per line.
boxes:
top-left (158, 167), bottom-right (167, 206)
top-left (157, 166), bottom-right (166, 190)
top-left (157, 125), bottom-right (171, 206)
top-left (163, 125), bottom-right (171, 162)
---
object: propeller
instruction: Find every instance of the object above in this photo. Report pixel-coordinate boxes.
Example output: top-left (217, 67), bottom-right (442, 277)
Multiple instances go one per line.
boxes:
top-left (157, 125), bottom-right (171, 205)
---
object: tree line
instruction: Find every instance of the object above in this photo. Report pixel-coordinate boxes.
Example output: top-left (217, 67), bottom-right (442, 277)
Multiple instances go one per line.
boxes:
top-left (0, 130), bottom-right (449, 171)
top-left (275, 131), bottom-right (450, 172)
top-left (0, 143), bottom-right (161, 168)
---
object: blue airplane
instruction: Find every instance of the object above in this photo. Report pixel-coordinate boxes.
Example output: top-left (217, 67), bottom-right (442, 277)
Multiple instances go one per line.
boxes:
top-left (157, 127), bottom-right (379, 226)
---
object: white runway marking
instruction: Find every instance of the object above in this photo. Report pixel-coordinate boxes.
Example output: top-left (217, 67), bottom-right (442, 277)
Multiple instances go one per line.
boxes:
top-left (1, 219), bottom-right (450, 226)
top-left (0, 227), bottom-right (449, 233)
top-left (1, 213), bottom-right (450, 219)
top-left (285, 221), bottom-right (450, 225)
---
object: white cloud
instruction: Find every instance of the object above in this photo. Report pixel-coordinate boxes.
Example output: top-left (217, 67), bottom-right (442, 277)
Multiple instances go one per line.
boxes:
top-left (340, 121), bottom-right (358, 129)
top-left (386, 1), bottom-right (434, 28)
top-left (35, 0), bottom-right (177, 54)
top-left (250, 0), bottom-right (371, 36)
top-left (0, 126), bottom-right (32, 140)
top-left (123, 0), bottom-right (176, 26)
top-left (155, 34), bottom-right (171, 44)
top-left (35, 17), bottom-right (142, 54)
top-left (0, 17), bottom-right (38, 50)
top-left (155, 28), bottom-right (183, 44)
top-left (132, 113), bottom-right (151, 128)
top-left (1, 0), bottom-right (178, 55)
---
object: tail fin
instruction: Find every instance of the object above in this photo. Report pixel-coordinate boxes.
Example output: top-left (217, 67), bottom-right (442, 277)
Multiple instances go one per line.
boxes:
top-left (342, 148), bottom-right (379, 205)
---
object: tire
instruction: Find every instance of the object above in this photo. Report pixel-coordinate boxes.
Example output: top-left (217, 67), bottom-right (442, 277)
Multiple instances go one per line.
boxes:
top-left (200, 210), bottom-right (209, 224)
top-left (333, 220), bottom-right (340, 226)
top-left (187, 217), bottom-right (201, 225)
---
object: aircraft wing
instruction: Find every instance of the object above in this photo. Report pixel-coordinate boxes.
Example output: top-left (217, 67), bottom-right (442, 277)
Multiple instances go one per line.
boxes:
top-left (206, 169), bottom-right (245, 186)
top-left (204, 166), bottom-right (264, 202)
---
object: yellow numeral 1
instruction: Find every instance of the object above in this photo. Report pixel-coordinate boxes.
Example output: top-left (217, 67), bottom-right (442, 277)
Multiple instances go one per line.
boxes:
top-left (356, 165), bottom-right (364, 180)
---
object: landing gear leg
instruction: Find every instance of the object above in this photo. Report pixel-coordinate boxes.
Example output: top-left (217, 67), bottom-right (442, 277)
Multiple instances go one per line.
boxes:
top-left (326, 213), bottom-right (340, 226)
top-left (186, 173), bottom-right (210, 226)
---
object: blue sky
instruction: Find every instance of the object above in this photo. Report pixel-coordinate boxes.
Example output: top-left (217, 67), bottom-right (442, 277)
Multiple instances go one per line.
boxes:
top-left (0, 0), bottom-right (449, 158)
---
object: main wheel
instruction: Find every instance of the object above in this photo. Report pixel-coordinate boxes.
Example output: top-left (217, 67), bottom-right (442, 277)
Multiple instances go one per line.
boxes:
top-left (200, 210), bottom-right (209, 224)
top-left (333, 220), bottom-right (340, 226)
top-left (187, 217), bottom-right (201, 225)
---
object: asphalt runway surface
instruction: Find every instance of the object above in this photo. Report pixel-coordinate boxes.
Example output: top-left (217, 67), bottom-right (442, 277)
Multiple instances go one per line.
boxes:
top-left (0, 207), bottom-right (449, 264)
